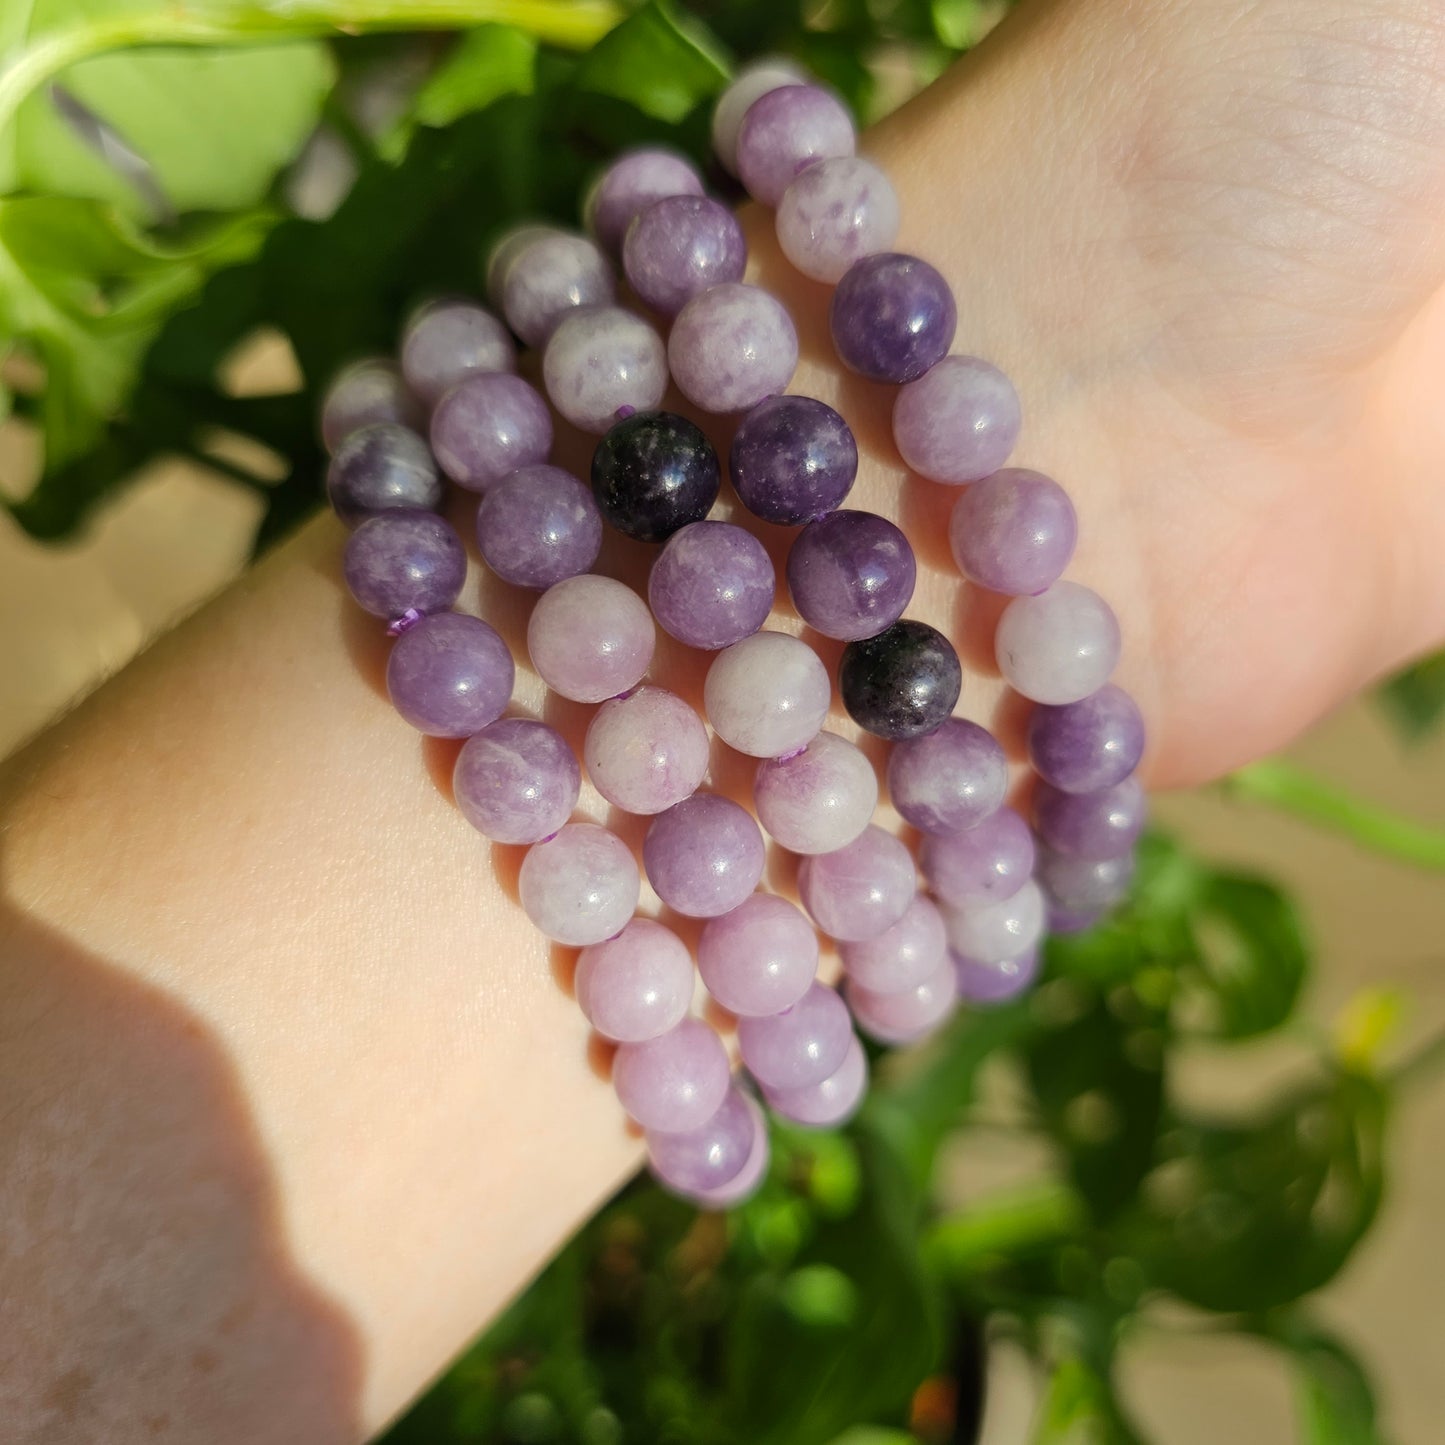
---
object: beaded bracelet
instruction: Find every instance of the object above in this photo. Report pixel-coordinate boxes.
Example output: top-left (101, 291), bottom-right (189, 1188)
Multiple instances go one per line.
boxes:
top-left (319, 56), bottom-right (1146, 1208)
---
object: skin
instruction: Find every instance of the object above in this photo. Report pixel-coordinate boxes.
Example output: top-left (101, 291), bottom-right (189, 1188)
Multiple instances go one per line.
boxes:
top-left (2, 0), bottom-right (1444, 1438)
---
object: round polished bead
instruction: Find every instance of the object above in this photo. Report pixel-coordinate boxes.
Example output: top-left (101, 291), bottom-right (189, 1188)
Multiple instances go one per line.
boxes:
top-left (840, 620), bottom-right (962, 741)
top-left (592, 410), bottom-right (720, 543)
top-left (893, 356), bottom-right (1021, 485)
top-left (623, 195), bottom-right (747, 316)
top-left (613, 1018), bottom-right (731, 1133)
top-left (400, 299), bottom-right (515, 406)
top-left (683, 1094), bottom-right (770, 1206)
top-left (737, 981), bottom-right (852, 1091)
top-left (584, 686), bottom-right (710, 815)
top-left (542, 306), bottom-right (667, 435)
top-left (430, 373), bottom-right (552, 493)
top-left (1026, 685), bottom-right (1145, 795)
top-left (736, 84), bottom-right (856, 207)
top-left (839, 894), bottom-right (946, 995)
top-left (949, 469), bottom-right (1077, 596)
top-left (668, 283), bottom-right (798, 414)
top-left (776, 154), bottom-right (901, 283)
top-left (518, 821), bottom-right (640, 947)
top-left (764, 1034), bottom-right (867, 1128)
top-left (712, 58), bottom-right (806, 175)
top-left (648, 1087), bottom-right (757, 1196)
top-left (729, 394), bottom-right (858, 524)
top-left (574, 918), bottom-right (695, 1043)
top-left (698, 893), bottom-right (818, 1017)
top-left (787, 510), bottom-right (916, 641)
top-left (996, 582), bottom-right (1121, 705)
top-left (886, 717), bottom-right (1008, 836)
top-left (453, 717), bottom-right (580, 845)
top-left (943, 878), bottom-right (1046, 965)
top-left (753, 730), bottom-right (877, 855)
top-left (830, 253), bottom-right (956, 384)
top-left (1036, 848), bottom-right (1137, 914)
top-left (343, 511), bottom-right (465, 621)
top-left (386, 612), bottom-right (514, 737)
top-left (954, 945), bottom-right (1040, 1004)
top-left (485, 223), bottom-right (562, 307)
top-left (643, 793), bottom-right (766, 918)
top-left (585, 148), bottom-right (705, 258)
top-left (326, 422), bottom-right (442, 526)
top-left (1035, 776), bottom-right (1147, 860)
top-left (501, 231), bottom-right (614, 347)
top-left (797, 825), bottom-right (916, 942)
top-left (705, 630), bottom-right (831, 758)
top-left (921, 806), bottom-right (1035, 908)
top-left (849, 956), bottom-right (957, 1045)
top-left (321, 359), bottom-right (422, 451)
top-left (528, 574), bottom-right (655, 704)
top-left (476, 464), bottom-right (601, 591)
top-left (649, 521), bottom-right (775, 651)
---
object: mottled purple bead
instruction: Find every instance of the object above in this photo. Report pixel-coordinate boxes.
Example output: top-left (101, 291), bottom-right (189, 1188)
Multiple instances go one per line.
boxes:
top-left (753, 730), bottom-right (877, 855)
top-left (996, 582), bottom-right (1121, 706)
top-left (326, 422), bottom-right (443, 527)
top-left (668, 283), bottom-right (798, 414)
top-left (886, 718), bottom-right (1008, 836)
top-left (830, 253), bottom-right (957, 384)
top-left (430, 373), bottom-right (552, 493)
top-left (848, 956), bottom-right (957, 1046)
top-left (452, 717), bottom-right (580, 844)
top-left (705, 631), bottom-right (832, 759)
top-left (737, 981), bottom-right (853, 1091)
top-left (839, 894), bottom-right (946, 995)
top-left (400, 299), bottom-right (515, 406)
top-left (921, 805), bottom-right (1035, 908)
top-left (527, 574), bottom-right (655, 704)
top-left (542, 306), bottom-right (667, 435)
top-left (682, 1094), bottom-right (770, 1207)
top-left (519, 822), bottom-right (640, 946)
top-left (623, 195), bottom-right (747, 317)
top-left (321, 359), bottom-right (422, 451)
top-left (643, 793), bottom-right (766, 919)
top-left (797, 825), bottom-right (916, 942)
top-left (736, 84), bottom-right (856, 207)
top-left (500, 231), bottom-right (614, 347)
top-left (613, 1018), bottom-right (731, 1133)
top-left (1026, 685), bottom-right (1146, 795)
top-left (953, 945), bottom-right (1040, 1004)
top-left (343, 510), bottom-right (466, 620)
top-left (944, 879), bottom-right (1046, 965)
top-left (787, 510), bottom-right (916, 641)
top-left (892, 356), bottom-right (1021, 485)
top-left (486, 223), bottom-right (562, 307)
top-left (698, 892), bottom-right (818, 1018)
top-left (1034, 777), bottom-right (1147, 860)
top-left (476, 464), bottom-right (602, 591)
top-left (648, 521), bottom-right (775, 651)
top-left (584, 686), bottom-right (710, 816)
top-left (1036, 848), bottom-right (1137, 914)
top-left (729, 395), bottom-right (858, 525)
top-left (949, 469), bottom-right (1077, 596)
top-left (765, 1033), bottom-right (867, 1128)
top-left (575, 918), bottom-right (694, 1043)
top-left (712, 59), bottom-right (806, 175)
top-left (648, 1087), bottom-right (757, 1195)
top-left (386, 612), bottom-right (514, 738)
top-left (586, 148), bottom-right (705, 259)
top-left (776, 155), bottom-right (901, 284)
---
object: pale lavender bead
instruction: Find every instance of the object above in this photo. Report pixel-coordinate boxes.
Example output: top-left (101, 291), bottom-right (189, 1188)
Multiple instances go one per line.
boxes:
top-left (943, 879), bottom-right (1046, 965)
top-left (839, 894), bottom-right (946, 994)
top-left (400, 299), bottom-right (515, 406)
top-left (485, 223), bottom-right (562, 307)
top-left (501, 231), bottom-right (615, 347)
top-left (574, 918), bottom-right (694, 1042)
top-left (704, 630), bottom-right (831, 759)
top-left (430, 373), bottom-right (552, 493)
top-left (892, 356), bottom-right (1021, 485)
top-left (776, 155), bottom-right (900, 283)
top-left (476, 464), bottom-right (602, 591)
top-left (542, 306), bottom-right (667, 435)
top-left (886, 718), bottom-right (1009, 837)
top-left (849, 956), bottom-right (958, 1045)
top-left (736, 84), bottom-right (856, 207)
top-left (386, 612), bottom-right (514, 737)
top-left (1036, 848), bottom-right (1137, 914)
top-left (753, 730), bottom-right (877, 855)
top-left (586, 148), bottom-right (705, 258)
top-left (453, 718), bottom-right (580, 845)
top-left (1049, 905), bottom-right (1102, 935)
top-left (921, 806), bottom-right (1035, 908)
top-left (343, 511), bottom-right (465, 621)
top-left (648, 1087), bottom-right (757, 1195)
top-left (1034, 776), bottom-right (1147, 860)
top-left (527, 575), bottom-right (655, 704)
top-left (518, 822), bottom-right (640, 947)
top-left (668, 283), bottom-right (798, 414)
top-left (787, 510), bottom-right (916, 642)
top-left (584, 686), bottom-right (710, 815)
top-left (953, 945), bottom-right (1040, 1004)
top-left (321, 359), bottom-right (422, 450)
top-left (729, 395), bottom-right (858, 524)
top-left (949, 469), bottom-right (1077, 596)
top-left (712, 59), bottom-right (806, 175)
top-left (623, 195), bottom-right (747, 317)
top-left (830, 253), bottom-right (956, 384)
top-left (996, 582), bottom-right (1121, 705)
top-left (797, 825), bottom-right (916, 942)
top-left (684, 1094), bottom-right (770, 1207)
top-left (1026, 685), bottom-right (1145, 795)
top-left (764, 1035), bottom-right (867, 1128)
top-left (648, 521), bottom-right (775, 651)
top-left (614, 1017), bottom-right (731, 1132)
top-left (326, 422), bottom-right (442, 526)
top-left (737, 981), bottom-right (852, 1091)
top-left (698, 893), bottom-right (818, 1017)
top-left (643, 793), bottom-right (766, 919)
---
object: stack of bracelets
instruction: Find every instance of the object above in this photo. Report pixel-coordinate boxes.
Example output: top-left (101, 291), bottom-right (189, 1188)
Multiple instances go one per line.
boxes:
top-left (321, 57), bottom-right (1147, 1208)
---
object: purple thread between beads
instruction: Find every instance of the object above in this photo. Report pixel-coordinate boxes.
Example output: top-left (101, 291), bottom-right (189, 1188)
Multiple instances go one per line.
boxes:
top-left (387, 607), bottom-right (427, 636)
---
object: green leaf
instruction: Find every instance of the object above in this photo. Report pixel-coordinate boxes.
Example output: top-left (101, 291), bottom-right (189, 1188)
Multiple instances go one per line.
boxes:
top-left (572, 0), bottom-right (728, 122)
top-left (407, 24), bottom-right (538, 131)
top-left (1264, 1315), bottom-right (1393, 1445)
top-left (1378, 650), bottom-right (1445, 741)
top-left (1030, 1357), bottom-right (1145, 1445)
top-left (825, 1430), bottom-right (921, 1445)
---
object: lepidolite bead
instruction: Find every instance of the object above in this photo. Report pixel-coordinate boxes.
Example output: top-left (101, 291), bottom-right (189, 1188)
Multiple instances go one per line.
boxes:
top-left (321, 359), bottom-right (422, 451)
top-left (921, 807), bottom-right (1035, 908)
top-left (400, 299), bottom-right (515, 406)
top-left (1034, 776), bottom-right (1147, 860)
top-left (326, 422), bottom-right (442, 526)
top-left (1026, 685), bottom-right (1145, 795)
top-left (485, 223), bottom-right (561, 307)
top-left (643, 793), bottom-right (766, 918)
top-left (452, 717), bottom-right (580, 845)
top-left (797, 825), bottom-right (916, 942)
top-left (704, 630), bottom-right (831, 758)
top-left (584, 686), bottom-right (710, 815)
top-left (848, 956), bottom-right (957, 1045)
top-left (586, 147), bottom-right (704, 258)
top-left (574, 918), bottom-right (695, 1042)
top-left (592, 410), bottom-right (720, 543)
top-left (542, 307), bottom-right (667, 435)
top-left (737, 981), bottom-right (853, 1090)
top-left (1036, 848), bottom-right (1136, 914)
top-left (386, 612), bottom-right (514, 737)
top-left (892, 356), bottom-right (1021, 485)
top-left (613, 1018), bottom-right (731, 1132)
top-left (954, 945), bottom-right (1040, 1004)
top-left (736, 83), bottom-right (856, 207)
top-left (765, 1034), bottom-right (866, 1128)
top-left (648, 521), bottom-right (775, 651)
top-left (668, 283), bottom-right (798, 414)
top-left (943, 878), bottom-right (1046, 965)
top-left (830, 253), bottom-right (956, 384)
top-left (753, 730), bottom-right (877, 855)
top-left (519, 821), bottom-right (640, 946)
top-left (886, 718), bottom-right (1008, 835)
top-left (500, 231), bottom-right (614, 347)
top-left (430, 373), bottom-right (552, 493)
top-left (995, 581), bottom-right (1120, 706)
top-left (343, 511), bottom-right (466, 620)
top-left (686, 1094), bottom-right (770, 1206)
top-left (838, 894), bottom-right (946, 995)
top-left (698, 893), bottom-right (818, 1017)
top-left (623, 195), bottom-right (747, 316)
top-left (647, 1087), bottom-right (757, 1195)
top-left (528, 574), bottom-right (655, 704)
top-left (712, 58), bottom-right (806, 175)
top-left (729, 394), bottom-right (858, 525)
top-left (787, 510), bottom-right (916, 641)
top-left (476, 464), bottom-right (602, 591)
top-left (776, 155), bottom-right (901, 283)
top-left (949, 469), bottom-right (1077, 596)
top-left (840, 620), bottom-right (962, 741)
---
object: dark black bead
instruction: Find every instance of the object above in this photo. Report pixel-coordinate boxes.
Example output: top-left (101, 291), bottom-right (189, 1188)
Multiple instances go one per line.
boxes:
top-left (839, 620), bottom-right (962, 740)
top-left (591, 410), bottom-right (721, 543)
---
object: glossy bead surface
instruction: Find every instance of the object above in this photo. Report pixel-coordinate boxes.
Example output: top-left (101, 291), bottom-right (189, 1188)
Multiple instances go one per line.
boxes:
top-left (647, 1087), bottom-right (757, 1195)
top-left (613, 1018), bottom-right (731, 1132)
top-left (849, 956), bottom-right (957, 1045)
top-left (648, 521), bottom-right (775, 651)
top-left (643, 793), bottom-right (766, 918)
top-left (776, 155), bottom-right (900, 283)
top-left (321, 359), bottom-right (421, 450)
top-left (729, 394), bottom-right (858, 524)
top-left (430, 373), bottom-right (552, 493)
top-left (500, 231), bottom-right (614, 347)
top-left (830, 253), bottom-right (956, 384)
top-left (1034, 776), bottom-right (1147, 859)
top-left (453, 718), bottom-right (580, 845)
top-left (542, 306), bottom-right (667, 435)
top-left (1036, 848), bottom-right (1137, 914)
top-left (712, 59), bottom-right (806, 175)
top-left (943, 878), bottom-right (1046, 965)
top-left (996, 582), bottom-right (1121, 705)
top-left (623, 195), bottom-right (747, 316)
top-left (586, 148), bottom-right (704, 258)
top-left (592, 410), bottom-right (720, 544)
top-left (400, 299), bottom-right (515, 406)
top-left (921, 806), bottom-right (1035, 907)
top-left (518, 822), bottom-right (640, 947)
top-left (528, 574), bottom-right (655, 704)
top-left (386, 612), bottom-right (514, 737)
top-left (574, 918), bottom-right (695, 1042)
top-left (753, 730), bottom-right (877, 855)
top-left (584, 686), bottom-right (710, 815)
top-left (736, 83), bottom-right (856, 207)
top-left (698, 893), bottom-right (818, 1017)
top-left (949, 468), bottom-right (1077, 596)
top-left (343, 511), bottom-right (465, 620)
top-left (954, 945), bottom-right (1040, 1004)
top-left (839, 894), bottom-right (946, 995)
top-left (1026, 685), bottom-right (1146, 795)
top-left (737, 981), bottom-right (852, 1090)
top-left (840, 620), bottom-right (962, 741)
top-left (684, 1094), bottom-right (770, 1207)
top-left (787, 510), bottom-right (916, 641)
top-left (886, 718), bottom-right (1008, 836)
top-left (485, 223), bottom-right (562, 307)
top-left (326, 422), bottom-right (442, 526)
top-left (765, 1034), bottom-right (867, 1128)
top-left (476, 464), bottom-right (602, 591)
top-left (705, 630), bottom-right (831, 758)
top-left (892, 356), bottom-right (1020, 485)
top-left (797, 825), bottom-right (916, 942)
top-left (668, 283), bottom-right (798, 414)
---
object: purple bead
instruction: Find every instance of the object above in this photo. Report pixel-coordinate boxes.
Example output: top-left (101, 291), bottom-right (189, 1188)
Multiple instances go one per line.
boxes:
top-left (776, 155), bottom-right (900, 284)
top-left (735, 84), bottom-right (856, 207)
top-left (586, 148), bottom-right (705, 259)
top-left (527, 575), bottom-right (655, 704)
top-left (648, 521), bottom-right (776, 651)
top-left (452, 717), bottom-right (580, 845)
top-left (1036, 848), bottom-right (1137, 914)
top-left (584, 686), bottom-right (710, 816)
top-left (343, 511), bottom-right (465, 621)
top-left (668, 283), bottom-right (798, 414)
top-left (953, 945), bottom-right (1040, 1004)
top-left (886, 718), bottom-right (1009, 837)
top-left (787, 509), bottom-right (916, 641)
top-left (848, 956), bottom-right (957, 1045)
top-left (704, 631), bottom-right (831, 759)
top-left (1026, 685), bottom-right (1146, 795)
top-left (712, 59), bottom-right (806, 175)
top-left (737, 981), bottom-right (853, 1091)
top-left (643, 793), bottom-right (766, 919)
top-left (797, 825), bottom-right (916, 942)
top-left (326, 422), bottom-right (443, 527)
top-left (613, 1018), bottom-right (732, 1132)
top-left (1048, 905), bottom-right (1102, 936)
top-left (486, 224), bottom-right (561, 306)
top-left (476, 464), bottom-right (602, 591)
top-left (648, 1087), bottom-right (758, 1195)
top-left (501, 231), bottom-right (614, 347)
top-left (400, 299), bottom-right (515, 406)
top-left (830, 253), bottom-right (957, 384)
top-left (996, 582), bottom-right (1121, 706)
top-left (386, 612), bottom-right (514, 737)
top-left (892, 357), bottom-right (1021, 485)
top-left (430, 373), bottom-right (552, 493)
top-left (321, 359), bottom-right (422, 451)
top-left (623, 195), bottom-right (747, 317)
top-left (681, 1094), bottom-right (770, 1207)
top-left (753, 730), bottom-right (877, 855)
top-left (519, 822), bottom-right (640, 946)
top-left (944, 879), bottom-right (1046, 965)
top-left (698, 893), bottom-right (819, 1017)
top-left (575, 918), bottom-right (695, 1043)
top-left (764, 1034), bottom-right (867, 1128)
top-left (542, 306), bottom-right (668, 435)
top-left (839, 894), bottom-right (946, 995)
top-left (1034, 777), bottom-right (1147, 860)
top-left (921, 807), bottom-right (1036, 907)
top-left (729, 395), bottom-right (858, 525)
top-left (949, 469), bottom-right (1078, 596)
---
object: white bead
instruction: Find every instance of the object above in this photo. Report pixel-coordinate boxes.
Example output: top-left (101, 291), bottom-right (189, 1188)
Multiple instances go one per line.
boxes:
top-left (944, 879), bottom-right (1046, 964)
top-left (995, 581), bottom-right (1121, 705)
top-left (705, 631), bottom-right (831, 759)
top-left (776, 156), bottom-right (900, 283)
top-left (542, 306), bottom-right (667, 434)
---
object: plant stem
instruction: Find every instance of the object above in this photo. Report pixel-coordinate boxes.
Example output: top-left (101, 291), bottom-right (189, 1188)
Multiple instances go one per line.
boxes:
top-left (1225, 759), bottom-right (1445, 872)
